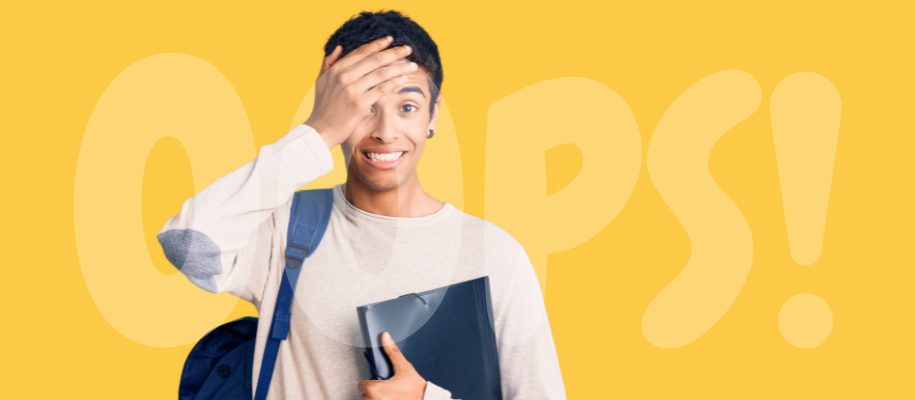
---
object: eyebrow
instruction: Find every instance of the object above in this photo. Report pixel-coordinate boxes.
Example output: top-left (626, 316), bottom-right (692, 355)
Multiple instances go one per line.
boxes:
top-left (398, 86), bottom-right (426, 98)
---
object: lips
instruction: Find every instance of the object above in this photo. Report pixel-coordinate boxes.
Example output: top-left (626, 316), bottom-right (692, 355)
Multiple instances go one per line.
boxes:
top-left (361, 150), bottom-right (407, 169)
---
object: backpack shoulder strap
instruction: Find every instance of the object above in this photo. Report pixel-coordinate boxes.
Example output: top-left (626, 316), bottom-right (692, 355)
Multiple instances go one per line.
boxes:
top-left (282, 188), bottom-right (335, 289)
top-left (254, 188), bottom-right (334, 400)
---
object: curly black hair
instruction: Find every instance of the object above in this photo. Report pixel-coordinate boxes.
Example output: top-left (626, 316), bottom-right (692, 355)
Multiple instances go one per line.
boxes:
top-left (324, 10), bottom-right (443, 116)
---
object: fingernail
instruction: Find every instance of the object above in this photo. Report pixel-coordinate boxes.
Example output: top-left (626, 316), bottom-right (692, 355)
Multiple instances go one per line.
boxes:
top-left (401, 75), bottom-right (407, 81)
top-left (382, 332), bottom-right (393, 345)
top-left (404, 45), bottom-right (412, 53)
top-left (385, 36), bottom-right (393, 42)
top-left (409, 62), bottom-right (417, 70)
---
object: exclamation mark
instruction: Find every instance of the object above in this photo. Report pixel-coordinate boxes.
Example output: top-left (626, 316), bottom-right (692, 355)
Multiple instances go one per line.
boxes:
top-left (770, 72), bottom-right (841, 348)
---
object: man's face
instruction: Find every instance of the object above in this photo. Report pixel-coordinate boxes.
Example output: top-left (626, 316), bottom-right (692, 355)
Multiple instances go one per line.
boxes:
top-left (341, 67), bottom-right (440, 192)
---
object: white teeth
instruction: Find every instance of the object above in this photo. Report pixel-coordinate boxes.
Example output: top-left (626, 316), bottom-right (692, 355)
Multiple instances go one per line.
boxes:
top-left (368, 151), bottom-right (405, 162)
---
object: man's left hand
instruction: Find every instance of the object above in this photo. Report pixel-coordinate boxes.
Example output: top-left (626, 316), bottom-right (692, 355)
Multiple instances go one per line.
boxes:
top-left (358, 332), bottom-right (427, 400)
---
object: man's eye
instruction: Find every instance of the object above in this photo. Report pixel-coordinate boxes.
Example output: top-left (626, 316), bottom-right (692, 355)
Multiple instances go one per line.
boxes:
top-left (401, 104), bottom-right (417, 113)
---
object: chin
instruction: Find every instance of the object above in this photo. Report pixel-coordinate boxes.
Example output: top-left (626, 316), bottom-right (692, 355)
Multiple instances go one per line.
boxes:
top-left (352, 168), bottom-right (403, 192)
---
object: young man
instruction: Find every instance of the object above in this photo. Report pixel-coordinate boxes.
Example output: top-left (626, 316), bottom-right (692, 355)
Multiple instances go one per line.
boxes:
top-left (158, 10), bottom-right (565, 399)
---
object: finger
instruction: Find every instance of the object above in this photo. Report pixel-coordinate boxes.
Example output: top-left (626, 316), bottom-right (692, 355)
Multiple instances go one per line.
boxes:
top-left (333, 36), bottom-right (396, 71)
top-left (320, 45), bottom-right (343, 75)
top-left (354, 61), bottom-right (417, 94)
top-left (360, 74), bottom-right (407, 109)
top-left (341, 35), bottom-right (394, 61)
top-left (377, 44), bottom-right (412, 57)
top-left (381, 332), bottom-right (412, 375)
top-left (358, 379), bottom-right (373, 394)
top-left (340, 45), bottom-right (413, 81)
top-left (331, 44), bottom-right (410, 81)
top-left (358, 379), bottom-right (382, 399)
top-left (327, 36), bottom-right (394, 73)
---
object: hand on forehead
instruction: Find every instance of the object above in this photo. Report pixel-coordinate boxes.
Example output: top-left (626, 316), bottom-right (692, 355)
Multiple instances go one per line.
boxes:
top-left (322, 36), bottom-right (434, 85)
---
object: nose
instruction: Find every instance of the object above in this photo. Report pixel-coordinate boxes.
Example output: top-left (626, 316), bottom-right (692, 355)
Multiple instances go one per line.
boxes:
top-left (369, 108), bottom-right (399, 144)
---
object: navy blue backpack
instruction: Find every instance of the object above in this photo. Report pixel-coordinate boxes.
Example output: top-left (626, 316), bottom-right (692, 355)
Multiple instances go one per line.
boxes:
top-left (178, 189), bottom-right (334, 400)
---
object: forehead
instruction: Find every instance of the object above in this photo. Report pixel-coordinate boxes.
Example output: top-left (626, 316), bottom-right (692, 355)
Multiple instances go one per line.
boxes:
top-left (391, 69), bottom-right (434, 95)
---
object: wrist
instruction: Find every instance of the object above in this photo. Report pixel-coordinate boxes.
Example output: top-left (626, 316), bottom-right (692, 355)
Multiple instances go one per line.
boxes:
top-left (303, 119), bottom-right (339, 149)
top-left (317, 130), bottom-right (338, 150)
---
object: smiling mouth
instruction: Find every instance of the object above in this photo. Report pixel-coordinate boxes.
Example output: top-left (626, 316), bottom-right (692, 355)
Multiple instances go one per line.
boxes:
top-left (363, 151), bottom-right (406, 163)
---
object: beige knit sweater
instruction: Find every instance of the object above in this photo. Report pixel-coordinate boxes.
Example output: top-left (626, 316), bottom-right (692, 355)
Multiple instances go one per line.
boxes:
top-left (158, 124), bottom-right (566, 399)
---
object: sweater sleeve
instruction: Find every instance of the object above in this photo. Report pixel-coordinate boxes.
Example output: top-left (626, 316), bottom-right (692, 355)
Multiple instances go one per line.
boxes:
top-left (156, 124), bottom-right (333, 300)
top-left (424, 381), bottom-right (457, 400)
top-left (496, 247), bottom-right (567, 399)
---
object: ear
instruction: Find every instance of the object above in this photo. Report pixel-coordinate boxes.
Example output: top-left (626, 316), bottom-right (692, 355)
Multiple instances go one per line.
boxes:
top-left (427, 92), bottom-right (444, 133)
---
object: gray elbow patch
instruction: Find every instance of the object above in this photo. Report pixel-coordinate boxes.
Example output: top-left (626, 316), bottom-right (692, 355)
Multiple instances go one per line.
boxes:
top-left (186, 274), bottom-right (219, 293)
top-left (157, 229), bottom-right (223, 278)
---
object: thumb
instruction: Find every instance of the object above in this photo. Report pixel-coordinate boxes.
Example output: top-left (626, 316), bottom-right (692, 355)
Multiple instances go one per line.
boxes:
top-left (320, 45), bottom-right (343, 76)
top-left (381, 332), bottom-right (413, 375)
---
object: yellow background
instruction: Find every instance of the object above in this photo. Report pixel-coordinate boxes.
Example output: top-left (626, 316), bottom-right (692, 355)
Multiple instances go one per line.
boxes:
top-left (2, 1), bottom-right (912, 398)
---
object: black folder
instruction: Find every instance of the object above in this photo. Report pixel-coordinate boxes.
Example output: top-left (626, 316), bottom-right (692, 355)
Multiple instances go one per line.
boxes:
top-left (357, 276), bottom-right (502, 400)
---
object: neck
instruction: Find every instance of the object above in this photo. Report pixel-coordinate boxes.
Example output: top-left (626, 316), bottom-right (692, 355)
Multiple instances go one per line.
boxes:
top-left (343, 172), bottom-right (444, 218)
